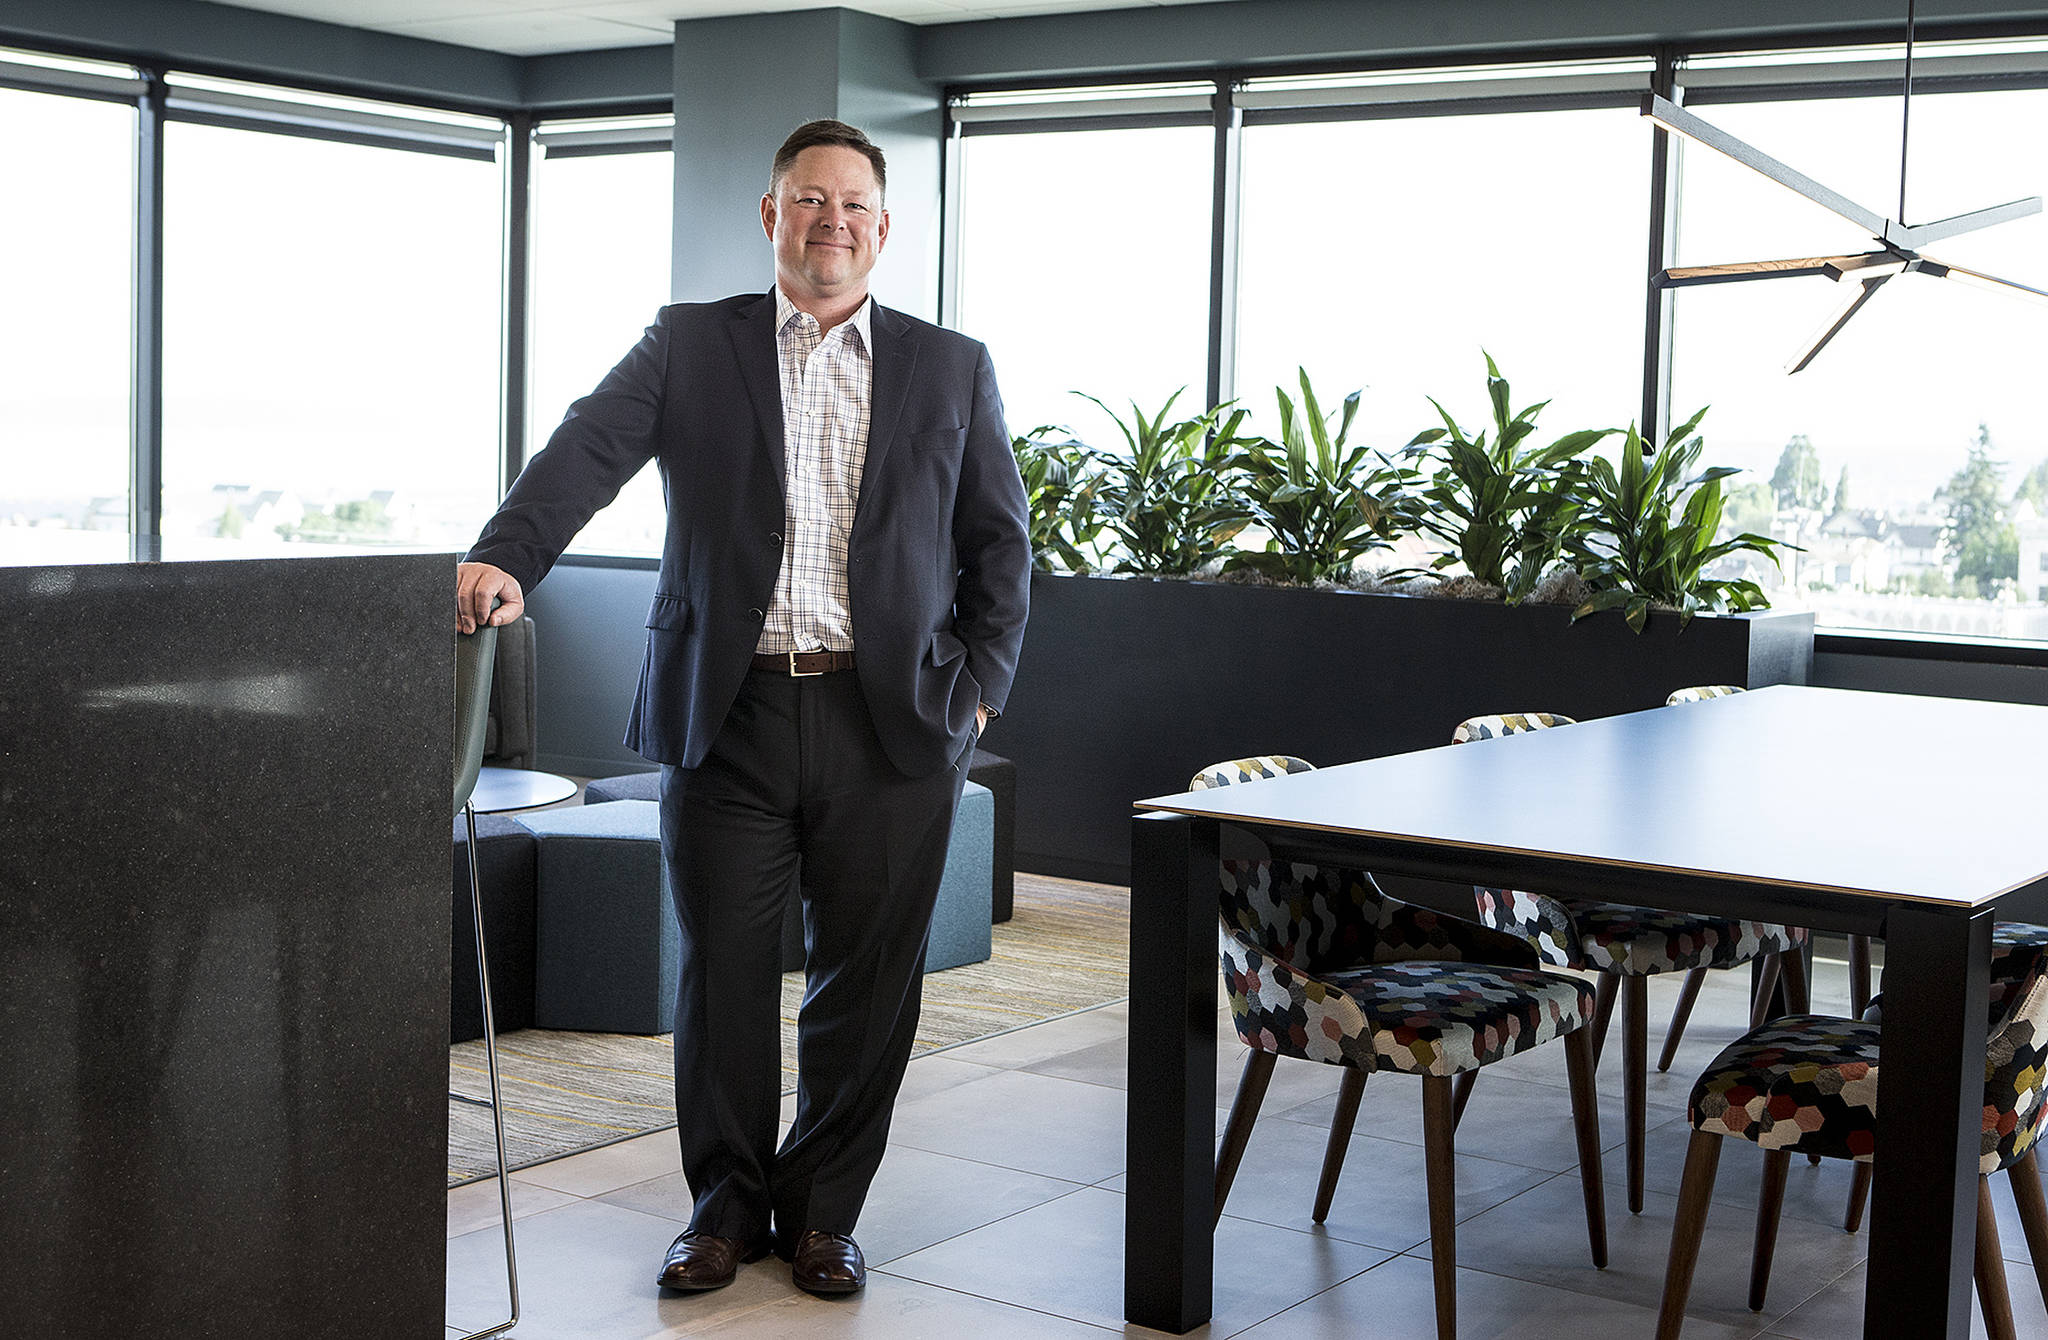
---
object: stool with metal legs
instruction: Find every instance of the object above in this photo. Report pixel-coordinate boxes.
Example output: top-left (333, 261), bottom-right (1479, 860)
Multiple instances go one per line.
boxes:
top-left (454, 615), bottom-right (519, 1340)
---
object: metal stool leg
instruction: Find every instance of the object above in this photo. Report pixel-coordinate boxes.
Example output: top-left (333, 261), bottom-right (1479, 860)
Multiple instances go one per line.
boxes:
top-left (455, 800), bottom-right (520, 1340)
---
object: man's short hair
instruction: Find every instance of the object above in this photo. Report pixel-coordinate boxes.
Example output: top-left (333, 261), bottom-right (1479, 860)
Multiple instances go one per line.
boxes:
top-left (770, 119), bottom-right (886, 201)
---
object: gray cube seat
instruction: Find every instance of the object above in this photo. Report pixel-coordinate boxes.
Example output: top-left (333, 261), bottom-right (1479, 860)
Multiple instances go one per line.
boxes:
top-left (519, 787), bottom-right (994, 1034)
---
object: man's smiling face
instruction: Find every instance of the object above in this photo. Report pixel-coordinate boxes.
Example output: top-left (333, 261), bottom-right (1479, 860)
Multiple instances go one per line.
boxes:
top-left (762, 144), bottom-right (889, 311)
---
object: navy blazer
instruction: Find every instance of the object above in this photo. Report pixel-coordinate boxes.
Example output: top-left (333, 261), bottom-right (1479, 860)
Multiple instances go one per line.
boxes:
top-left (467, 293), bottom-right (1031, 779)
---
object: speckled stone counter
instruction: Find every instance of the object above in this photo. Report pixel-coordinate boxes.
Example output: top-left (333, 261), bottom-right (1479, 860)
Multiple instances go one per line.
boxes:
top-left (0, 542), bottom-right (453, 1338)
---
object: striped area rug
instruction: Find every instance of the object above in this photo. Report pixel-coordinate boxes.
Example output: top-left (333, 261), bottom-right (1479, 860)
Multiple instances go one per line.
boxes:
top-left (448, 872), bottom-right (1129, 1185)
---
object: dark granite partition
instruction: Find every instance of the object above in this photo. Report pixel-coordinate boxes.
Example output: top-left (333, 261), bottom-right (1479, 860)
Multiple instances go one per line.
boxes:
top-left (0, 543), bottom-right (452, 1338)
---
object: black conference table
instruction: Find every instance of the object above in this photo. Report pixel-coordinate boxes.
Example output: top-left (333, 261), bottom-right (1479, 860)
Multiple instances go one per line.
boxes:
top-left (1126, 685), bottom-right (2048, 1338)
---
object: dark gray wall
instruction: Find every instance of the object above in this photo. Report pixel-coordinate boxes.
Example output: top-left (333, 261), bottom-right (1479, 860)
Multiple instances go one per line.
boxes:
top-left (0, 0), bottom-right (668, 110)
top-left (917, 0), bottom-right (2048, 83)
top-left (526, 562), bottom-right (660, 778)
top-left (669, 10), bottom-right (937, 317)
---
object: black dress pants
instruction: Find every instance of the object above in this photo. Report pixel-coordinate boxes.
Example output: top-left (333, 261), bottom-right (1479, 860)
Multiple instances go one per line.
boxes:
top-left (659, 666), bottom-right (969, 1251)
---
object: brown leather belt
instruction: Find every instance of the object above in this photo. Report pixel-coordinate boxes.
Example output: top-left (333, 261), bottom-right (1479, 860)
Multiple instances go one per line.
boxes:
top-left (751, 649), bottom-right (856, 677)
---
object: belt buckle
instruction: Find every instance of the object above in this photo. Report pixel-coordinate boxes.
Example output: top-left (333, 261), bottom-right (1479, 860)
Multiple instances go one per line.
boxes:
top-left (788, 650), bottom-right (823, 678)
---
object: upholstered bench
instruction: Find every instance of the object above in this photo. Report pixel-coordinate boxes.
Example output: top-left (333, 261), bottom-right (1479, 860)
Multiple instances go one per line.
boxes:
top-left (516, 787), bottom-right (994, 1034)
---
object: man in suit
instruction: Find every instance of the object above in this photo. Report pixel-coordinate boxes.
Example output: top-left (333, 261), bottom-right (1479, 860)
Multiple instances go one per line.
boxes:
top-left (455, 119), bottom-right (1029, 1297)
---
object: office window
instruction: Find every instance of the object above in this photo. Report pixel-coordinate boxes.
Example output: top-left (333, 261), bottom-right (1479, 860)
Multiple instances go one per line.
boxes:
top-left (953, 124), bottom-right (1213, 446)
top-left (1667, 85), bottom-right (2048, 637)
top-left (0, 85), bottom-right (135, 532)
top-left (160, 110), bottom-right (505, 548)
top-left (1235, 105), bottom-right (1648, 448)
top-left (528, 123), bottom-right (673, 556)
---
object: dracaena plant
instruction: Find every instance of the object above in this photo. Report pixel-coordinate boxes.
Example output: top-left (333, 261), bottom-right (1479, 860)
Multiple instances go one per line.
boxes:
top-left (1078, 389), bottom-right (1252, 576)
top-left (1011, 425), bottom-right (1107, 573)
top-left (1399, 354), bottom-right (1614, 602)
top-left (1223, 368), bottom-right (1411, 583)
top-left (1561, 407), bottom-right (1788, 632)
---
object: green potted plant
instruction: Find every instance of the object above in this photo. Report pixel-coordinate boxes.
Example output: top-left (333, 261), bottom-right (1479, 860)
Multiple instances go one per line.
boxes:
top-left (1077, 389), bottom-right (1252, 576)
top-left (1562, 408), bottom-right (1789, 632)
top-left (1011, 425), bottom-right (1106, 573)
top-left (1223, 368), bottom-right (1411, 583)
top-left (1399, 353), bottom-right (1615, 602)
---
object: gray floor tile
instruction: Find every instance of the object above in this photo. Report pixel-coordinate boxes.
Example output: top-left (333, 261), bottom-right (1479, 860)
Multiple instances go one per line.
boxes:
top-left (1230, 1251), bottom-right (1769, 1340)
top-left (1432, 1169), bottom-right (1868, 1333)
top-left (886, 1068), bottom-right (1127, 1183)
top-left (1608, 1121), bottom-right (1874, 1233)
top-left (597, 1145), bottom-right (1087, 1266)
top-left (686, 1271), bottom-right (1116, 1338)
top-left (514, 1129), bottom-right (685, 1198)
top-left (1763, 1259), bottom-right (2046, 1339)
top-left (934, 1002), bottom-right (1130, 1071)
top-left (884, 1185), bottom-right (1390, 1336)
top-left (447, 1173), bottom-right (580, 1238)
top-left (445, 1198), bottom-right (788, 1339)
top-left (1270, 1064), bottom-right (1686, 1175)
top-left (1213, 1108), bottom-right (1560, 1254)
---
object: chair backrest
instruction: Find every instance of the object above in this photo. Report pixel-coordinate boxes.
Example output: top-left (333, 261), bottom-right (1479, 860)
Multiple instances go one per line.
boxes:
top-left (484, 614), bottom-right (537, 769)
top-left (1192, 756), bottom-right (1375, 972)
top-left (1984, 932), bottom-right (2048, 1172)
top-left (1189, 755), bottom-right (1315, 790)
top-left (1667, 684), bottom-right (1744, 706)
top-left (455, 620), bottom-right (499, 811)
top-left (1451, 712), bottom-right (1576, 744)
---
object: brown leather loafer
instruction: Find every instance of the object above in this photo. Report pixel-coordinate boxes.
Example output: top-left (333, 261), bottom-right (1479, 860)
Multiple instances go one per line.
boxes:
top-left (790, 1229), bottom-right (865, 1295)
top-left (655, 1230), bottom-right (758, 1291)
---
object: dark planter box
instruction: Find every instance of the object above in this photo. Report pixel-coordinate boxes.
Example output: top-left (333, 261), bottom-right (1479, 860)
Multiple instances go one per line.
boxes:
top-left (995, 573), bottom-right (1814, 885)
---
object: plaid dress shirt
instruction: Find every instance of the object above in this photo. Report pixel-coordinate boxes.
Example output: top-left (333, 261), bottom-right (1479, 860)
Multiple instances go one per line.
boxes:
top-left (759, 288), bottom-right (872, 655)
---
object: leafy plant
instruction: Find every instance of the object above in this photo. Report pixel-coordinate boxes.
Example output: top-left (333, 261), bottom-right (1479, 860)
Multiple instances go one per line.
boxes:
top-left (1223, 368), bottom-right (1411, 583)
top-left (1011, 425), bottom-right (1106, 573)
top-left (1561, 407), bottom-right (1788, 632)
top-left (1400, 354), bottom-right (1613, 602)
top-left (1078, 389), bottom-right (1252, 576)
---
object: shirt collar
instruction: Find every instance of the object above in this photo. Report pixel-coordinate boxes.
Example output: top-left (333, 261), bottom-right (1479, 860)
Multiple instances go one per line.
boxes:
top-left (773, 287), bottom-right (871, 352)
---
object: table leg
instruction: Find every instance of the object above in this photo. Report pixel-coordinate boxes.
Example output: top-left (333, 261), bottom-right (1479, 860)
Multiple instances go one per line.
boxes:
top-left (1125, 813), bottom-right (1219, 1334)
top-left (1863, 904), bottom-right (1992, 1339)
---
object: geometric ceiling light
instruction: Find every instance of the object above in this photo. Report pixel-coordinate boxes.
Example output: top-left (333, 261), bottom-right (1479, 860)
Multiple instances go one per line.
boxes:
top-left (1642, 1), bottom-right (2047, 372)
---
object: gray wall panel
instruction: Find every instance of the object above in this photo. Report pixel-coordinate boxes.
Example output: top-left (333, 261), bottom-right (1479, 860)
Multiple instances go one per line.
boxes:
top-left (522, 42), bottom-right (672, 110)
top-left (916, 0), bottom-right (2048, 84)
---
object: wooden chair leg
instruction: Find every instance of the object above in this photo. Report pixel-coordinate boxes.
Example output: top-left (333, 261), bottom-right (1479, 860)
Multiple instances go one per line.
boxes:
top-left (1978, 1175), bottom-right (2018, 1340)
top-left (1450, 1069), bottom-right (1478, 1130)
top-left (1421, 1074), bottom-right (1459, 1340)
top-left (1749, 954), bottom-right (1784, 1030)
top-left (1656, 1130), bottom-right (1723, 1340)
top-left (1589, 973), bottom-right (1620, 1068)
top-left (1563, 1025), bottom-right (1608, 1268)
top-left (1215, 1049), bottom-right (1276, 1225)
top-left (1660, 969), bottom-right (1707, 1073)
top-left (2007, 1148), bottom-right (2048, 1315)
top-left (1313, 1067), bottom-right (1367, 1223)
top-left (1845, 1161), bottom-right (1873, 1233)
top-left (1781, 947), bottom-right (1811, 1014)
top-left (1624, 975), bottom-right (1648, 1214)
top-left (1848, 933), bottom-right (1873, 1019)
top-left (1749, 1148), bottom-right (1791, 1312)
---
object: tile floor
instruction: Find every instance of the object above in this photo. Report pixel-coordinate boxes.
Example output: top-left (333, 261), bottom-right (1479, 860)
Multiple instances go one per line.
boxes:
top-left (445, 945), bottom-right (2047, 1338)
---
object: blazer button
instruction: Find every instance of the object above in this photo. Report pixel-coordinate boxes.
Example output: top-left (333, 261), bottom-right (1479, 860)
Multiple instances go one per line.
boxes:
top-left (748, 607), bottom-right (764, 622)
top-left (769, 531), bottom-right (782, 546)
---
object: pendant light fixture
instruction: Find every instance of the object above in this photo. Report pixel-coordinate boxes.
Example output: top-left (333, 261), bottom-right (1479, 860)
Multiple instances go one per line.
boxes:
top-left (1642, 0), bottom-right (2047, 372)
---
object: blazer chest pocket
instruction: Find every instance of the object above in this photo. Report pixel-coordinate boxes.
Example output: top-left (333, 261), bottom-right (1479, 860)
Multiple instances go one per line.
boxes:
top-left (908, 425), bottom-right (966, 454)
top-left (646, 593), bottom-right (690, 632)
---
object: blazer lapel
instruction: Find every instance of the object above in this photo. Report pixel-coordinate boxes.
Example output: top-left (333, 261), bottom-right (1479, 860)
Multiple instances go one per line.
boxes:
top-left (857, 303), bottom-right (917, 524)
top-left (730, 293), bottom-right (785, 485)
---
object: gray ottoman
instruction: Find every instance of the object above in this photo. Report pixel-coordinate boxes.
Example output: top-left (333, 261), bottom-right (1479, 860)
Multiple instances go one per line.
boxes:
top-left (925, 781), bottom-right (994, 972)
top-left (515, 800), bottom-right (676, 1034)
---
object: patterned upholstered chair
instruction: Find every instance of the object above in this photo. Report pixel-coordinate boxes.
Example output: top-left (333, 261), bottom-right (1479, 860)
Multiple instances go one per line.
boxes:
top-left (1451, 712), bottom-right (1811, 1215)
top-left (1665, 685), bottom-right (1873, 1033)
top-left (1195, 756), bottom-right (1608, 1340)
top-left (1654, 923), bottom-right (2048, 1340)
